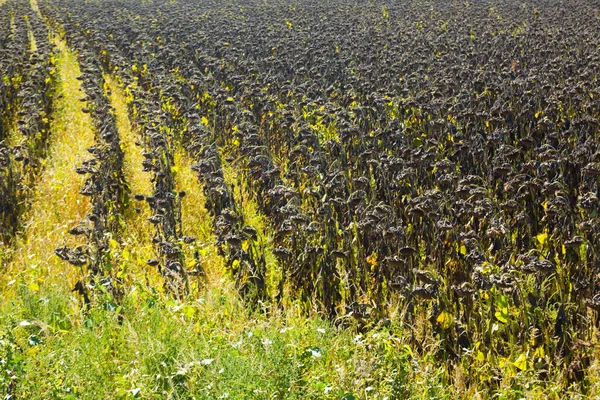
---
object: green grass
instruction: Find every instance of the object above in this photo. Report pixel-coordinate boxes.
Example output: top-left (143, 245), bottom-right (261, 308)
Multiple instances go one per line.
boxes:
top-left (0, 282), bottom-right (427, 399)
top-left (103, 74), bottom-right (162, 290)
top-left (26, 16), bottom-right (37, 52)
top-left (30, 0), bottom-right (42, 19)
top-left (173, 148), bottom-right (225, 286)
top-left (6, 278), bottom-right (597, 399)
top-left (220, 157), bottom-right (281, 303)
top-left (0, 35), bottom-right (95, 296)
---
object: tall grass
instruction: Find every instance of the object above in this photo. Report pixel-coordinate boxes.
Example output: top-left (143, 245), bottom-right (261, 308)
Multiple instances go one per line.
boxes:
top-left (0, 35), bottom-right (94, 297)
